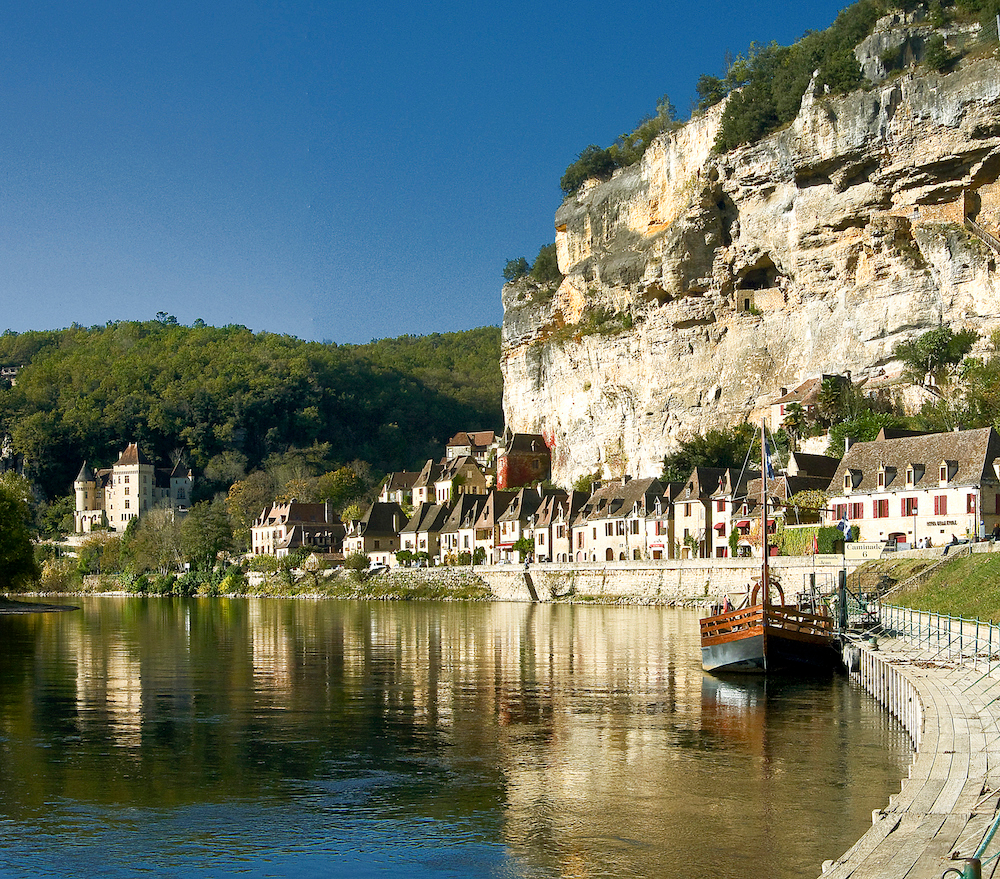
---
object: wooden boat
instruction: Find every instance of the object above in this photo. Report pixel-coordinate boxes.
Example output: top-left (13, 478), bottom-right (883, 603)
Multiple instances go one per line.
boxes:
top-left (699, 424), bottom-right (837, 674)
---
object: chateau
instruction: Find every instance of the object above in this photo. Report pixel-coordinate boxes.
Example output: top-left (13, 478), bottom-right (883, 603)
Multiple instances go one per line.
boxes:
top-left (74, 443), bottom-right (193, 533)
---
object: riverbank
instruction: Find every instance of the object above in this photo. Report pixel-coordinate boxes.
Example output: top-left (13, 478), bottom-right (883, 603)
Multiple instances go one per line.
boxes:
top-left (0, 597), bottom-right (77, 614)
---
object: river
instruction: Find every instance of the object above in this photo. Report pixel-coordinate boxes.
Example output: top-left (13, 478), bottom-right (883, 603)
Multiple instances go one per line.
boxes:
top-left (0, 597), bottom-right (911, 878)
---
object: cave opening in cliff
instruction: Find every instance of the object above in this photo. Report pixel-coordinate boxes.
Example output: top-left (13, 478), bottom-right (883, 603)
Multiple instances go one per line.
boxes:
top-left (737, 254), bottom-right (780, 290)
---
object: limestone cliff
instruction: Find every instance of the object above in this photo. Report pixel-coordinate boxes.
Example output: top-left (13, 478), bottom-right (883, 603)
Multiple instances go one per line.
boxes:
top-left (501, 30), bottom-right (1000, 486)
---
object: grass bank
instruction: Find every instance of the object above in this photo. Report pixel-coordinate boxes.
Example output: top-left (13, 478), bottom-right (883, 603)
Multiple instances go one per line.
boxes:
top-left (854, 551), bottom-right (1000, 622)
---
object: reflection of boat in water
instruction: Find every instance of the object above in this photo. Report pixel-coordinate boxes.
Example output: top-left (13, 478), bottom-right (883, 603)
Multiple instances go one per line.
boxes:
top-left (700, 423), bottom-right (837, 675)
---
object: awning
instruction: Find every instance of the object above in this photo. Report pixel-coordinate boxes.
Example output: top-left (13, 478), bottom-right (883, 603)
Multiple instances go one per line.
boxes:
top-left (649, 542), bottom-right (664, 548)
top-left (735, 520), bottom-right (750, 528)
top-left (767, 519), bottom-right (776, 526)
top-left (713, 522), bottom-right (725, 531)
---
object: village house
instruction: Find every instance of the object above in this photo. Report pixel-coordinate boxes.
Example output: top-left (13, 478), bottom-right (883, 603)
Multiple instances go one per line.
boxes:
top-left (707, 469), bottom-right (762, 559)
top-left (645, 482), bottom-right (684, 560)
top-left (433, 455), bottom-right (490, 504)
top-left (534, 490), bottom-right (587, 563)
top-left (572, 478), bottom-right (666, 562)
top-left (768, 374), bottom-right (850, 432)
top-left (672, 467), bottom-right (739, 559)
top-left (250, 500), bottom-right (344, 557)
top-left (399, 502), bottom-right (451, 561)
top-left (344, 502), bottom-right (406, 567)
top-left (470, 490), bottom-right (517, 565)
top-left (445, 430), bottom-right (497, 468)
top-left (824, 427), bottom-right (1000, 547)
top-left (495, 485), bottom-right (552, 563)
top-left (411, 459), bottom-right (443, 505)
top-left (74, 443), bottom-right (193, 533)
top-left (496, 430), bottom-right (551, 490)
top-left (438, 494), bottom-right (489, 563)
top-left (378, 471), bottom-right (419, 506)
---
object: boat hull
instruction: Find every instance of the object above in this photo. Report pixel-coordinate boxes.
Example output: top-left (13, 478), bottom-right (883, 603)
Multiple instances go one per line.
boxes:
top-left (700, 605), bottom-right (836, 674)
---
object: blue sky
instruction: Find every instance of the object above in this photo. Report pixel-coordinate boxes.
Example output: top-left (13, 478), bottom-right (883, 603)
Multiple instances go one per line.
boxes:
top-left (1, 1), bottom-right (855, 344)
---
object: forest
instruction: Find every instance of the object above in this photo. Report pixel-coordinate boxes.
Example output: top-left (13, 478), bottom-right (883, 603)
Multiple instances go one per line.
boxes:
top-left (0, 319), bottom-right (503, 507)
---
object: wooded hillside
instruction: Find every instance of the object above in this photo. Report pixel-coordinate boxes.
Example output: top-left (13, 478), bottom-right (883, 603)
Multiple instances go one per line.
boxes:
top-left (0, 321), bottom-right (502, 501)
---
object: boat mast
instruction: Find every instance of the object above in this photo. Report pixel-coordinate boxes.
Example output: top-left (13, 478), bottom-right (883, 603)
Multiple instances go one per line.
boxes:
top-left (761, 419), bottom-right (769, 609)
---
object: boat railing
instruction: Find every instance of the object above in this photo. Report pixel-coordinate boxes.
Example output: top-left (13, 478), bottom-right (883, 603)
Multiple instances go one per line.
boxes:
top-left (700, 605), bottom-right (764, 639)
top-left (700, 605), bottom-right (834, 641)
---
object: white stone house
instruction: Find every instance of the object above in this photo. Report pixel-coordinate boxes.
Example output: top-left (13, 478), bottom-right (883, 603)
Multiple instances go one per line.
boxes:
top-left (824, 427), bottom-right (1000, 547)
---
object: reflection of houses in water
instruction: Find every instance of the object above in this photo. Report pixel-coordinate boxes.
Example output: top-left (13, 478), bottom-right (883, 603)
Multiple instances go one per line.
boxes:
top-left (68, 608), bottom-right (144, 749)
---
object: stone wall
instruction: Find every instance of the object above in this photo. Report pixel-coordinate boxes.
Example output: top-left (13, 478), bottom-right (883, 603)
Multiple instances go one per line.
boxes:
top-left (475, 556), bottom-right (848, 605)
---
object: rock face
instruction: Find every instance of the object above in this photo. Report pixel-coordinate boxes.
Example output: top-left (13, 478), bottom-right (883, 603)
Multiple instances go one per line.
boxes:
top-left (501, 51), bottom-right (1000, 486)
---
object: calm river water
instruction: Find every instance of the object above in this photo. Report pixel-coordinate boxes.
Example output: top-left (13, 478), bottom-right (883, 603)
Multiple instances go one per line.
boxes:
top-left (0, 598), bottom-right (911, 879)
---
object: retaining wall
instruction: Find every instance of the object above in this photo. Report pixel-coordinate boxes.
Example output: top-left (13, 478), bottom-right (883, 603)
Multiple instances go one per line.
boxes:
top-left (472, 556), bottom-right (848, 604)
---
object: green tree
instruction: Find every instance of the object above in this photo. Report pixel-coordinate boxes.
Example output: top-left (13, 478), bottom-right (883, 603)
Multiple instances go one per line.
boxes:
top-left (512, 536), bottom-right (534, 561)
top-left (530, 243), bottom-right (563, 285)
top-left (226, 470), bottom-right (277, 549)
top-left (560, 144), bottom-right (617, 196)
top-left (503, 257), bottom-right (530, 282)
top-left (661, 423), bottom-right (756, 482)
top-left (0, 480), bottom-right (41, 592)
top-left (180, 498), bottom-right (233, 572)
top-left (893, 326), bottom-right (978, 384)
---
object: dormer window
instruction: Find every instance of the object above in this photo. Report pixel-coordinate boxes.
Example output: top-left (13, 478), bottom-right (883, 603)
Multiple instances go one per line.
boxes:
top-left (844, 469), bottom-right (861, 491)
top-left (905, 464), bottom-right (924, 487)
top-left (877, 464), bottom-right (896, 490)
top-left (940, 460), bottom-right (957, 484)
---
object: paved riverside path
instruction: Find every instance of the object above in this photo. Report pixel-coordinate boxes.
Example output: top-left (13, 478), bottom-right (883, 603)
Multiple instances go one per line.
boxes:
top-left (822, 636), bottom-right (1000, 878)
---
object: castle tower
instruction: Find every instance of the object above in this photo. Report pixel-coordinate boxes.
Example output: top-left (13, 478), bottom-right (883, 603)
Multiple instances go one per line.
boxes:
top-left (73, 461), bottom-right (99, 533)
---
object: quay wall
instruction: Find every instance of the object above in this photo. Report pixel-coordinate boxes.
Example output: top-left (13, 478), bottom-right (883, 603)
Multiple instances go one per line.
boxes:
top-left (472, 556), bottom-right (848, 604)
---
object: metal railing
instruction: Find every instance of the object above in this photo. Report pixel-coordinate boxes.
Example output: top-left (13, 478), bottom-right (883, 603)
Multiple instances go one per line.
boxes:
top-left (877, 603), bottom-right (1000, 670)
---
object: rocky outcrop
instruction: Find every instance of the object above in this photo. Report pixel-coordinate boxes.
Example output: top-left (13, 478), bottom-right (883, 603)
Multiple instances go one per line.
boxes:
top-left (501, 51), bottom-right (1000, 486)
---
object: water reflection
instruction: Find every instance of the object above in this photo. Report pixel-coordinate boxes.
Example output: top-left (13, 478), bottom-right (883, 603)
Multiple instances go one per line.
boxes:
top-left (0, 598), bottom-right (910, 878)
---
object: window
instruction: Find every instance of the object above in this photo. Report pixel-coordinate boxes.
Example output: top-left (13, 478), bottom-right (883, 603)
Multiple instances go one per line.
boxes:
top-left (592, 527), bottom-right (597, 539)
top-left (940, 465), bottom-right (948, 482)
top-left (605, 523), bottom-right (613, 537)
top-left (556, 525), bottom-right (565, 538)
top-left (684, 503), bottom-right (691, 517)
top-left (124, 475), bottom-right (129, 484)
top-left (843, 473), bottom-right (851, 490)
top-left (968, 494), bottom-right (977, 514)
top-left (616, 520), bottom-right (625, 536)
top-left (716, 500), bottom-right (725, 512)
top-left (538, 533), bottom-right (545, 545)
top-left (874, 498), bottom-right (888, 518)
top-left (834, 504), bottom-right (847, 520)
top-left (849, 502), bottom-right (863, 520)
top-left (903, 497), bottom-right (918, 516)
top-left (577, 532), bottom-right (584, 548)
top-left (124, 499), bottom-right (130, 509)
top-left (657, 522), bottom-right (667, 536)
top-left (934, 495), bottom-right (947, 515)
top-left (630, 520), bottom-right (639, 534)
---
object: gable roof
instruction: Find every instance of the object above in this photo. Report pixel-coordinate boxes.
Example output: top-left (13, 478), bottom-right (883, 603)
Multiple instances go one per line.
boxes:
top-left (441, 494), bottom-right (489, 533)
top-left (787, 451), bottom-right (840, 479)
top-left (355, 502), bottom-right (406, 536)
top-left (401, 502), bottom-right (451, 534)
top-left (472, 490), bottom-right (518, 530)
top-left (114, 442), bottom-right (154, 467)
top-left (831, 427), bottom-right (1000, 494)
